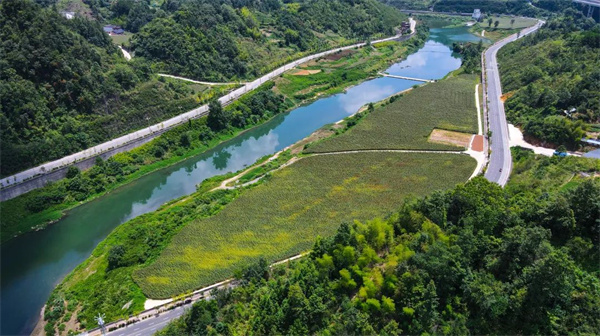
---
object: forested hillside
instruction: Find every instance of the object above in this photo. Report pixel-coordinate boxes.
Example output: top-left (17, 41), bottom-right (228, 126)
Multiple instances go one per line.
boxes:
top-left (0, 0), bottom-right (405, 177)
top-left (131, 0), bottom-right (405, 80)
top-left (381, 0), bottom-right (590, 17)
top-left (0, 0), bottom-right (199, 176)
top-left (498, 10), bottom-right (600, 149)
top-left (159, 152), bottom-right (600, 335)
top-left (381, 0), bottom-right (536, 15)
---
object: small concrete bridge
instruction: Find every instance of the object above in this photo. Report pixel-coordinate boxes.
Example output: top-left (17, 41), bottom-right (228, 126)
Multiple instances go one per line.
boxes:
top-left (378, 72), bottom-right (435, 83)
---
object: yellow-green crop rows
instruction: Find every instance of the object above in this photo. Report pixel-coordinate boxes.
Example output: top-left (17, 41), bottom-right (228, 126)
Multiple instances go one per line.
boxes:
top-left (134, 152), bottom-right (475, 297)
top-left (306, 74), bottom-right (479, 153)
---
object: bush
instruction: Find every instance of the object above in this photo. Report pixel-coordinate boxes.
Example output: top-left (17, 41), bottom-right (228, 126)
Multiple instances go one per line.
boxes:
top-left (154, 146), bottom-right (165, 158)
top-left (66, 166), bottom-right (80, 179)
top-left (107, 245), bottom-right (126, 270)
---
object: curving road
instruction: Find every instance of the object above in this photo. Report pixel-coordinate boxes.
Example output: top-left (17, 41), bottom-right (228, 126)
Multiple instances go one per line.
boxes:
top-left (483, 20), bottom-right (544, 186)
top-left (0, 19), bottom-right (415, 201)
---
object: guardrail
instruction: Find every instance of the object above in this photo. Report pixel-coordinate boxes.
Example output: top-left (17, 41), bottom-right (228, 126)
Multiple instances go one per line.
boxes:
top-left (1, 26), bottom-right (415, 201)
top-left (80, 253), bottom-right (307, 336)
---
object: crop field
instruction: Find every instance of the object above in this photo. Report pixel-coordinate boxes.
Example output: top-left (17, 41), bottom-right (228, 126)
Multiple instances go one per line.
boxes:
top-left (483, 16), bottom-right (537, 29)
top-left (275, 42), bottom-right (411, 102)
top-left (133, 152), bottom-right (475, 297)
top-left (306, 74), bottom-right (479, 153)
top-left (110, 32), bottom-right (133, 47)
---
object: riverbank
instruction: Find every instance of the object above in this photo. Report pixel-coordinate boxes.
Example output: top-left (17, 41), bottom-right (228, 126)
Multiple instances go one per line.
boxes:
top-left (0, 26), bottom-right (427, 244)
top-left (0, 17), bottom-right (417, 199)
top-left (6, 23), bottom-right (493, 336)
top-left (43, 63), bottom-right (482, 335)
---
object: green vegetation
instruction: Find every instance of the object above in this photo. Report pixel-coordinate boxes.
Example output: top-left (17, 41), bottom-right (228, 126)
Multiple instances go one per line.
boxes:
top-left (1, 0), bottom-right (407, 176)
top-left (43, 63), bottom-right (482, 333)
top-left (42, 177), bottom-right (240, 334)
top-left (466, 14), bottom-right (537, 42)
top-left (414, 13), bottom-right (470, 29)
top-left (275, 26), bottom-right (429, 104)
top-left (452, 40), bottom-right (484, 73)
top-left (109, 32), bottom-right (133, 48)
top-left (159, 165), bottom-right (600, 335)
top-left (1, 21), bottom-right (427, 243)
top-left (0, 0), bottom-right (209, 176)
top-left (498, 10), bottom-right (599, 149)
top-left (134, 152), bottom-right (475, 298)
top-left (0, 83), bottom-right (288, 243)
top-left (487, 15), bottom-right (537, 29)
top-left (384, 0), bottom-right (539, 16)
top-left (129, 0), bottom-right (405, 81)
top-left (306, 74), bottom-right (478, 153)
top-left (44, 151), bottom-right (474, 334)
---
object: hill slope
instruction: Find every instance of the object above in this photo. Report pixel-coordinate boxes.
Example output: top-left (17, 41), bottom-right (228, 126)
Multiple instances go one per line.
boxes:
top-left (159, 156), bottom-right (600, 335)
top-left (0, 0), bottom-right (200, 176)
top-left (131, 0), bottom-right (405, 81)
top-left (498, 10), bottom-right (599, 149)
top-left (0, 0), bottom-right (405, 176)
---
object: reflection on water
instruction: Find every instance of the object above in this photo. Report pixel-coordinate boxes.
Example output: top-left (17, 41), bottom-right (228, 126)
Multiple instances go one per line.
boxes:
top-left (0, 25), bottom-right (482, 336)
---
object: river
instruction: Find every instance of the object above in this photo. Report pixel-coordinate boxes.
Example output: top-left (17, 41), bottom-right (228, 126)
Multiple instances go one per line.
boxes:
top-left (0, 26), bottom-right (488, 335)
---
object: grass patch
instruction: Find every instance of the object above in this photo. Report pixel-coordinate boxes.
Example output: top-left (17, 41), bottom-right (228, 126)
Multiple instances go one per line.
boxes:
top-left (110, 32), bottom-right (133, 48)
top-left (484, 16), bottom-right (537, 30)
top-left (306, 74), bottom-right (479, 153)
top-left (133, 152), bottom-right (475, 298)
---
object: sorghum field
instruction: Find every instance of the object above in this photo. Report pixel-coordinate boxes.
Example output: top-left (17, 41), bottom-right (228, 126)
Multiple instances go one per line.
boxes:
top-left (134, 152), bottom-right (475, 297)
top-left (306, 74), bottom-right (479, 153)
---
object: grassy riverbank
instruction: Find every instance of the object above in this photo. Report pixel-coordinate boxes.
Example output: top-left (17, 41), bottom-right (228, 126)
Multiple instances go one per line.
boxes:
top-left (1, 27), bottom-right (428, 244)
top-left (43, 59), bottom-right (480, 335)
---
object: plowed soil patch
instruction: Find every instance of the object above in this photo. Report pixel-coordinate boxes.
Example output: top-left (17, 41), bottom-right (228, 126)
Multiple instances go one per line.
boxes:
top-left (292, 69), bottom-right (322, 76)
top-left (428, 129), bottom-right (473, 148)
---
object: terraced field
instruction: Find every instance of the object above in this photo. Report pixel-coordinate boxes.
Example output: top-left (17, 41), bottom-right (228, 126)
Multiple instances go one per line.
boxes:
top-left (134, 152), bottom-right (475, 297)
top-left (306, 74), bottom-right (479, 153)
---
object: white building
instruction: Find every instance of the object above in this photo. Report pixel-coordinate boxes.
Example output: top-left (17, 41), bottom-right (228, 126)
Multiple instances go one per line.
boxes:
top-left (472, 9), bottom-right (482, 21)
top-left (60, 11), bottom-right (75, 19)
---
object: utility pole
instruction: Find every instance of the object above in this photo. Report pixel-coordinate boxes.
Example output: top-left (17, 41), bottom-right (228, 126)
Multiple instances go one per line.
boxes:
top-left (95, 313), bottom-right (107, 336)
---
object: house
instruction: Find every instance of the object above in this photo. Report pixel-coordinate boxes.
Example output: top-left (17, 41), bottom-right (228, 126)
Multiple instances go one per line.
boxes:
top-left (103, 25), bottom-right (125, 35)
top-left (472, 9), bottom-right (482, 21)
top-left (401, 21), bottom-right (411, 34)
top-left (60, 11), bottom-right (75, 19)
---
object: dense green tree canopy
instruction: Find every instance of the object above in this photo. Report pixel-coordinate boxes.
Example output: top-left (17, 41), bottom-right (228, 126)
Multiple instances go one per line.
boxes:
top-left (158, 166), bottom-right (600, 335)
top-left (0, 0), bottom-right (200, 176)
top-left (498, 10), bottom-right (599, 149)
top-left (131, 0), bottom-right (404, 80)
top-left (0, 0), bottom-right (405, 176)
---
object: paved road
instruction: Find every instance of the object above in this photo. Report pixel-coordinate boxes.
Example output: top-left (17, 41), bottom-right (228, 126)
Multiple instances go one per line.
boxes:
top-left (84, 255), bottom-right (306, 336)
top-left (105, 305), bottom-right (189, 336)
top-left (483, 20), bottom-right (544, 186)
top-left (157, 74), bottom-right (245, 86)
top-left (0, 19), bottom-right (415, 201)
top-left (573, 0), bottom-right (600, 7)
